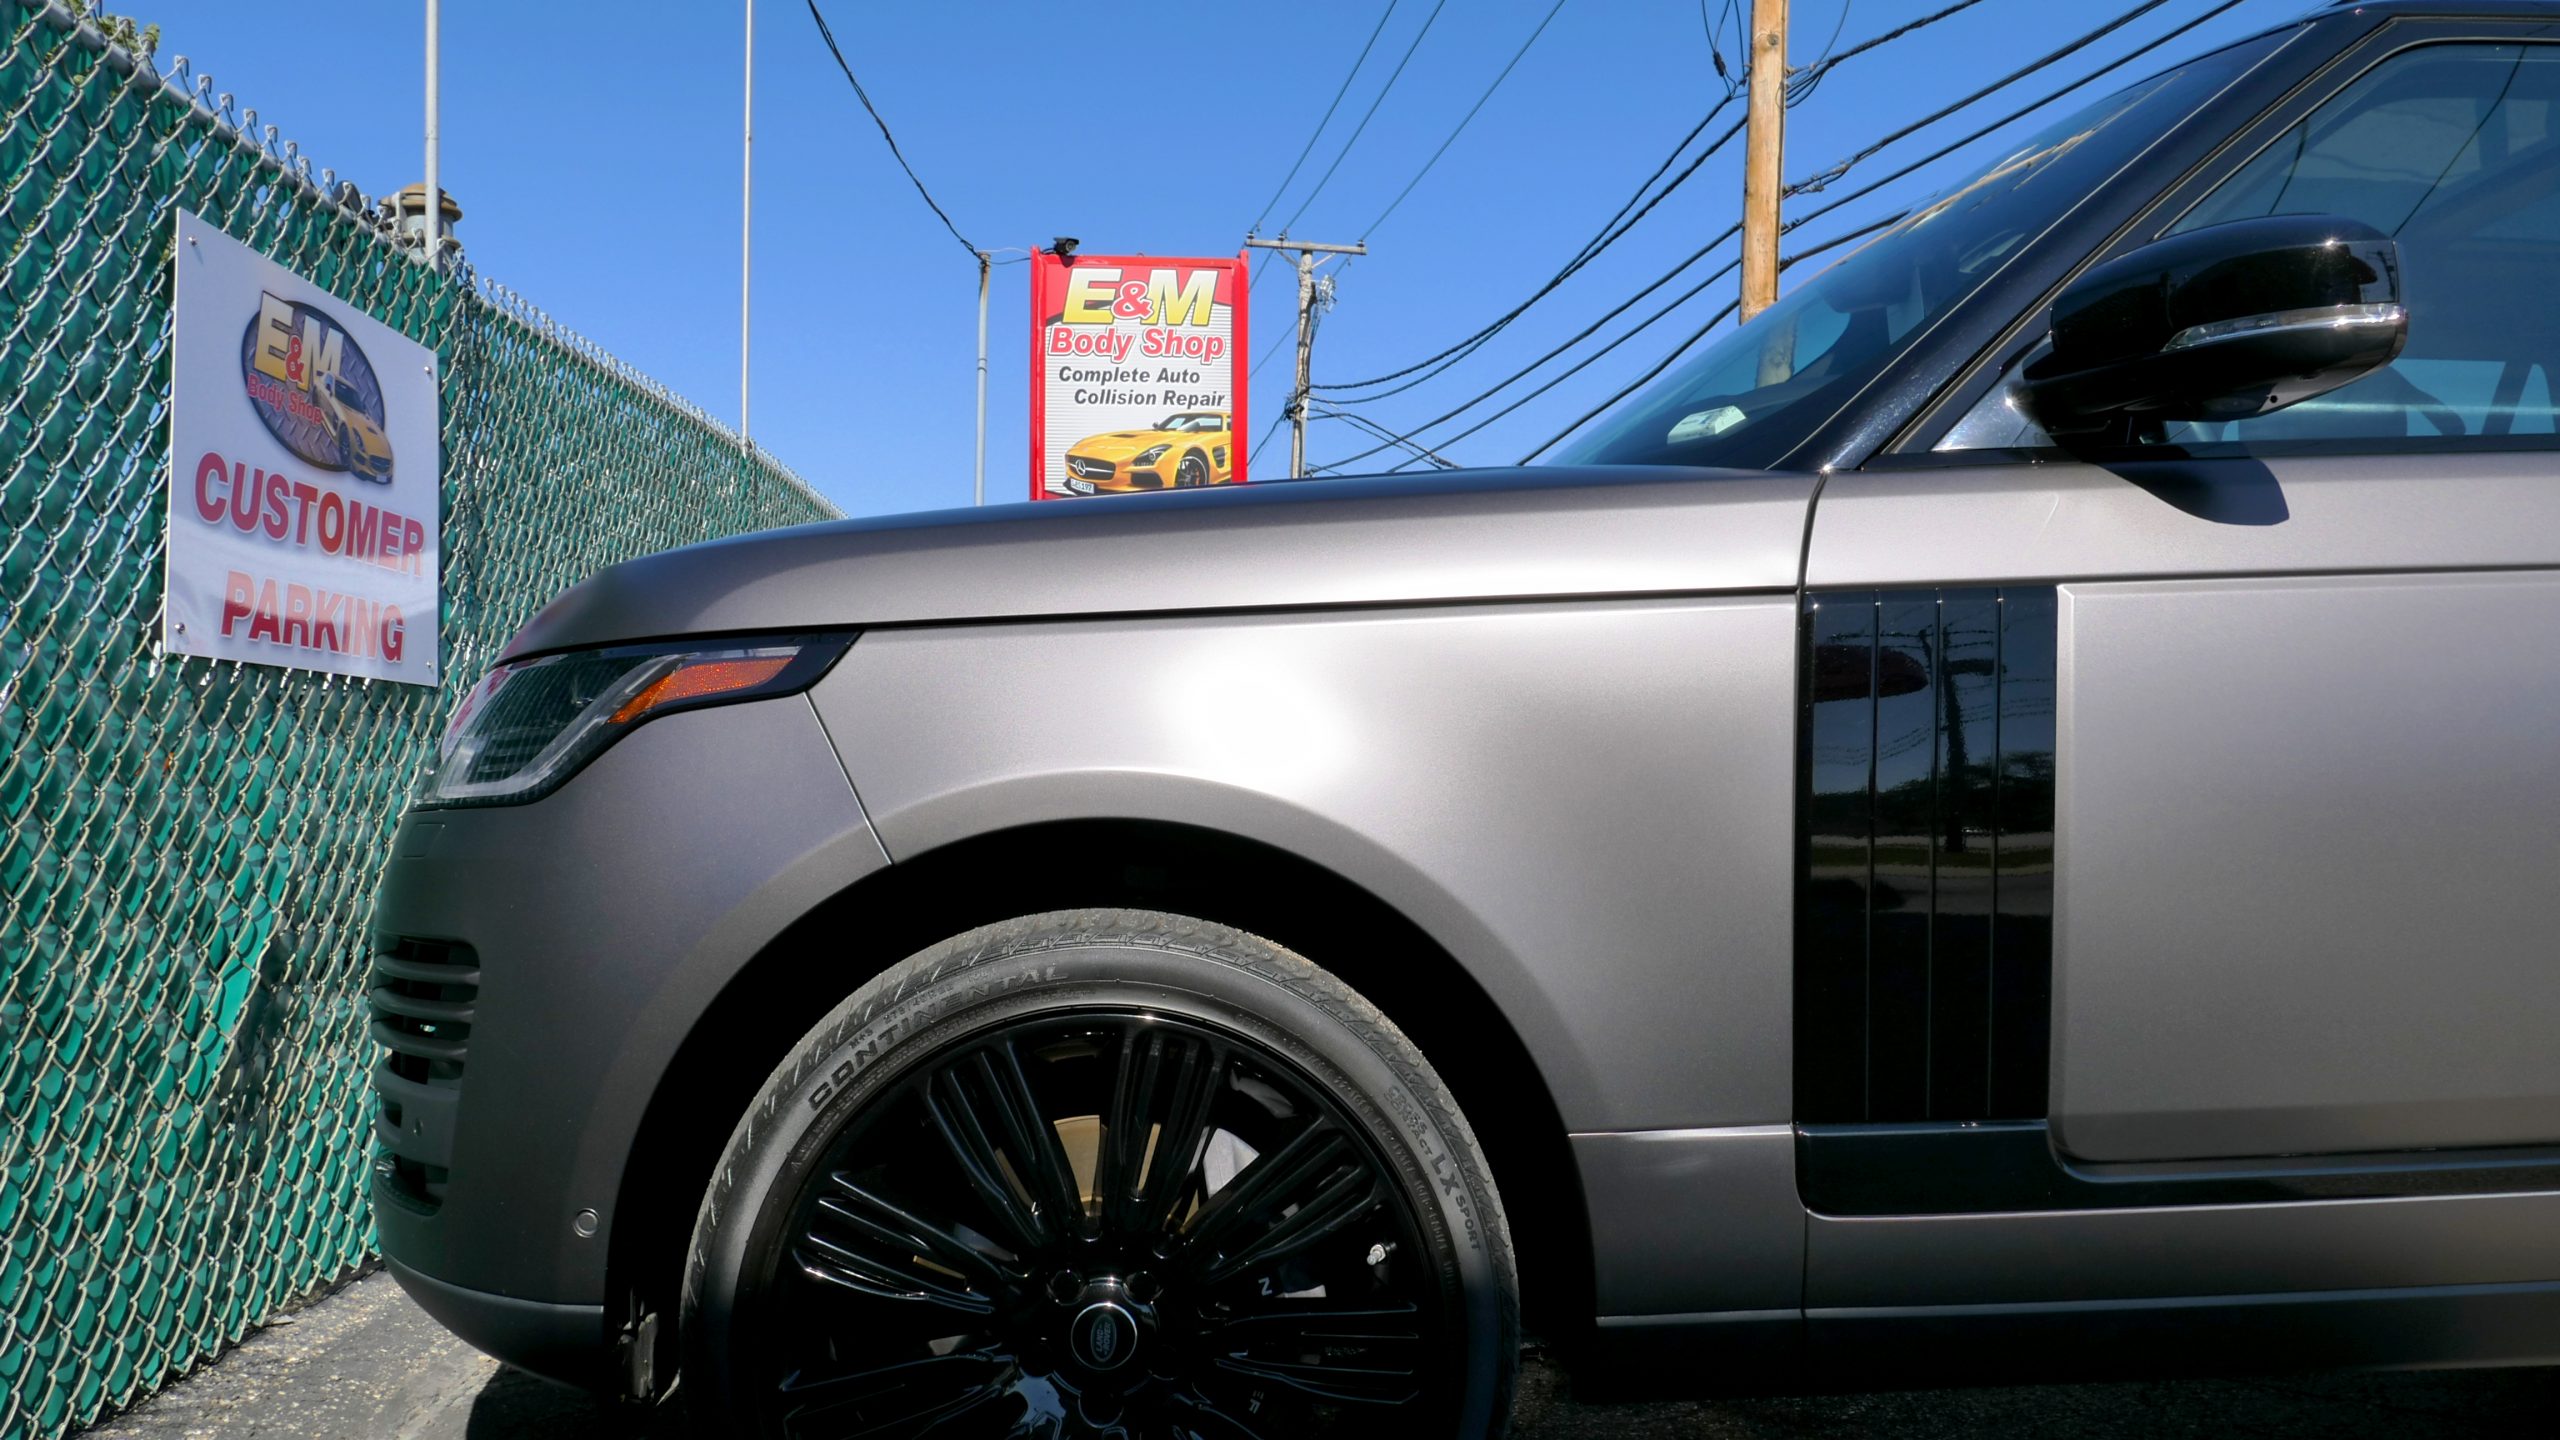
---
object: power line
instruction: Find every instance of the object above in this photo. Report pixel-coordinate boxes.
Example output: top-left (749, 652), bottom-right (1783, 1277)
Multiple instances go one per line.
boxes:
top-left (1491, 0), bottom-right (2263, 463)
top-left (804, 0), bottom-right (974, 256)
top-left (1251, 1), bottom-right (1403, 233)
top-left (1312, 404), bottom-right (1460, 468)
top-left (1790, 0), bottom-right (2184, 207)
top-left (1276, 0), bottom-right (1455, 235)
top-left (1370, 251), bottom-right (1747, 472)
top-left (1317, 0), bottom-right (1991, 398)
top-left (1313, 99), bottom-right (1748, 396)
top-left (1786, 0), bottom-right (1855, 106)
top-left (1813, 0), bottom-right (1995, 71)
top-left (1701, 0), bottom-right (1744, 94)
top-left (1358, 0), bottom-right (1569, 239)
top-left (1499, 215), bottom-right (1902, 467)
top-left (1784, 0), bottom-right (2258, 239)
top-left (1247, 411), bottom-right (1290, 468)
top-left (1312, 0), bottom-right (2264, 471)
top-left (1480, 1), bottom-right (2249, 464)
top-left (1337, 222), bottom-right (1745, 453)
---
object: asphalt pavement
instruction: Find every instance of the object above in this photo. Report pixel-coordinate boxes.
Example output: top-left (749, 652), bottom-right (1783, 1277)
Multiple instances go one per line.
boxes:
top-left (76, 1271), bottom-right (2560, 1439)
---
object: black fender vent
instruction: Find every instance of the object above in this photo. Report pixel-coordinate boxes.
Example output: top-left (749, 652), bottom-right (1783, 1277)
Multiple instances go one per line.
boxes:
top-left (1797, 588), bottom-right (2056, 1124)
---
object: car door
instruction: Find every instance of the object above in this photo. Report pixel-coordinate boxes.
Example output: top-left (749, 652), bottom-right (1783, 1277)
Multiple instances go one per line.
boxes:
top-left (1803, 20), bottom-right (2560, 1193)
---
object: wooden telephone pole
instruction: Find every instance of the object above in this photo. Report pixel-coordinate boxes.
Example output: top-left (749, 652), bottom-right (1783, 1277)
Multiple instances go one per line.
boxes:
top-left (1740, 0), bottom-right (1788, 323)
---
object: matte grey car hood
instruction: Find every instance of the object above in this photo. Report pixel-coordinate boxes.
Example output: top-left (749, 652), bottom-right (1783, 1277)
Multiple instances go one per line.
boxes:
top-left (500, 465), bottom-right (1815, 660)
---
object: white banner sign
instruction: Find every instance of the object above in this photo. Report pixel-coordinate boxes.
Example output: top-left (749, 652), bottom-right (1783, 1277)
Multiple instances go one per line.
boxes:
top-left (165, 209), bottom-right (441, 685)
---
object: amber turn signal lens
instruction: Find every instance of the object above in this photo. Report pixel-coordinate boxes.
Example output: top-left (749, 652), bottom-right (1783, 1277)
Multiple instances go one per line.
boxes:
top-left (611, 655), bottom-right (793, 724)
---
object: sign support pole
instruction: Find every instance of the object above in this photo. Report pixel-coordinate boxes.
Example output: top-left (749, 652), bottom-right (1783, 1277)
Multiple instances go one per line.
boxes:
top-left (1245, 237), bottom-right (1365, 478)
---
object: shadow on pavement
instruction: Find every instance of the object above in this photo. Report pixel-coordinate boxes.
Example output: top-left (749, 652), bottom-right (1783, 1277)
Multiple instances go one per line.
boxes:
top-left (454, 1344), bottom-right (2560, 1439)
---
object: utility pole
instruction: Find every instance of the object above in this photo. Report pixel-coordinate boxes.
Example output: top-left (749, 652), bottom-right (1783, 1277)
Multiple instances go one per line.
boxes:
top-left (1245, 236), bottom-right (1366, 478)
top-left (421, 0), bottom-right (439, 269)
top-left (973, 251), bottom-right (990, 506)
top-left (1740, 0), bottom-right (1788, 323)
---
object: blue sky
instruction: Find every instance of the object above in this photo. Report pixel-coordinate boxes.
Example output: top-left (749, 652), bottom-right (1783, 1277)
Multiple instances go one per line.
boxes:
top-left (131, 0), bottom-right (2307, 517)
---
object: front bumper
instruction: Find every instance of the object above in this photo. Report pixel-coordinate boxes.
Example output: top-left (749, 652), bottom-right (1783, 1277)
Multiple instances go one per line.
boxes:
top-left (370, 692), bottom-right (886, 1384)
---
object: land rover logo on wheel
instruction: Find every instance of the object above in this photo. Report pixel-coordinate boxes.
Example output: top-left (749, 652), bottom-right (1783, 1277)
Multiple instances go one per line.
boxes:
top-left (1071, 1301), bottom-right (1134, 1370)
top-left (238, 290), bottom-right (396, 484)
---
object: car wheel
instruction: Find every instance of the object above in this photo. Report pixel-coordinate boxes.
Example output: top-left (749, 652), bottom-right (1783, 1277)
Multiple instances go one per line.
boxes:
top-left (681, 909), bottom-right (1518, 1438)
top-left (1177, 453), bottom-right (1209, 488)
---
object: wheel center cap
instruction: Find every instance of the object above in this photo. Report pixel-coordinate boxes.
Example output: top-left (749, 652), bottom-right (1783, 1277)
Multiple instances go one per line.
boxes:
top-left (1069, 1299), bottom-right (1139, 1372)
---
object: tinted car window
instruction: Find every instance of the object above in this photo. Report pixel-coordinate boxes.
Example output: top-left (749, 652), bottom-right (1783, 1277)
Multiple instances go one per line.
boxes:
top-left (1946, 42), bottom-right (2560, 451)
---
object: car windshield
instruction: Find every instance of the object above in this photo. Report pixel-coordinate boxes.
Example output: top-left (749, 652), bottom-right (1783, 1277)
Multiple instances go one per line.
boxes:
top-left (1553, 34), bottom-right (2277, 472)
top-left (1157, 414), bottom-right (1218, 432)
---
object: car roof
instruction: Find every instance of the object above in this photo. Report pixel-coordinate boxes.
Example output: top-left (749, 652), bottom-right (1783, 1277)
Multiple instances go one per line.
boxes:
top-left (2315, 0), bottom-right (2560, 14)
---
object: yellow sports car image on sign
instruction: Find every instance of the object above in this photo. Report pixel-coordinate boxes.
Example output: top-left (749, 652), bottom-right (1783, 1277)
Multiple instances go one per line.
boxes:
top-left (1059, 411), bottom-right (1234, 495)
top-left (315, 371), bottom-right (395, 482)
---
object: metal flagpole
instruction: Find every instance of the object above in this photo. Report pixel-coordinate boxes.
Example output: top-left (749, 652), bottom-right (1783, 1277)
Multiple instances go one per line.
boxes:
top-left (741, 0), bottom-right (755, 447)
top-left (974, 251), bottom-right (990, 506)
top-left (422, 0), bottom-right (439, 268)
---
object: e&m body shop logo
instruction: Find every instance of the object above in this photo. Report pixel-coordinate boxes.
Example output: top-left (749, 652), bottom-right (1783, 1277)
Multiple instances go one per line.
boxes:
top-left (238, 291), bottom-right (395, 483)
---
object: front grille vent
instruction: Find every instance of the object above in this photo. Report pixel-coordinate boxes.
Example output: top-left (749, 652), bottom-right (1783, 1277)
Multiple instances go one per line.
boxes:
top-left (369, 937), bottom-right (479, 1210)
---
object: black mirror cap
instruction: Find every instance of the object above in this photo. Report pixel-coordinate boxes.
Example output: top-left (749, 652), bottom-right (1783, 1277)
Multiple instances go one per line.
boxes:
top-left (2021, 214), bottom-right (2406, 436)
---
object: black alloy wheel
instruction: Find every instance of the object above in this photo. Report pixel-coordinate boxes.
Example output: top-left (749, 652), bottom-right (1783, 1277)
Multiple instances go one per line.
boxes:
top-left (1176, 453), bottom-right (1209, 488)
top-left (683, 911), bottom-right (1517, 1439)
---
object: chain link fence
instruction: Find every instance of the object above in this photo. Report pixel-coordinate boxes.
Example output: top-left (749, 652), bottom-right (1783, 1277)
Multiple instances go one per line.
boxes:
top-left (0, 6), bottom-right (839, 1435)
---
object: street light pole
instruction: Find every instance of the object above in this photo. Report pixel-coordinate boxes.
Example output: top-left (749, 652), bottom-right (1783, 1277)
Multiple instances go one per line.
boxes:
top-left (1243, 236), bottom-right (1366, 478)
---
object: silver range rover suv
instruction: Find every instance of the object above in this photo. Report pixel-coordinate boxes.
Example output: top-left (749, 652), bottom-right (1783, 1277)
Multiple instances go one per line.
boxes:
top-left (372, 5), bottom-right (2560, 1435)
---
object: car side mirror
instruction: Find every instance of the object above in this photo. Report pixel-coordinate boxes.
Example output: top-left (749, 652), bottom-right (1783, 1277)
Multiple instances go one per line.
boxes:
top-left (2018, 215), bottom-right (2406, 438)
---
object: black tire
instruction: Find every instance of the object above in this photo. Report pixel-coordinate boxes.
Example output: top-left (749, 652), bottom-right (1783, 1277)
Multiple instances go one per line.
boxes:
top-left (1176, 452), bottom-right (1209, 488)
top-left (682, 909), bottom-right (1518, 1438)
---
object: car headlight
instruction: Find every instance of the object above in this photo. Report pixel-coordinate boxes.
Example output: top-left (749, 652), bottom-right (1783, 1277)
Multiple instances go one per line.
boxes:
top-left (1133, 444), bottom-right (1170, 466)
top-left (418, 635), bottom-right (850, 808)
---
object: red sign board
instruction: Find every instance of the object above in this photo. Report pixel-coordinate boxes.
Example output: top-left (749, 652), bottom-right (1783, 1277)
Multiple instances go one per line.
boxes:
top-left (1030, 251), bottom-right (1250, 500)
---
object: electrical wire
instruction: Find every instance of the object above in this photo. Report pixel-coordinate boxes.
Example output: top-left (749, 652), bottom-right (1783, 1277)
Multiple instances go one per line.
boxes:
top-left (1277, 0), bottom-right (1454, 234)
top-left (1790, 0), bottom-right (2181, 204)
top-left (1312, 0), bottom-right (2262, 470)
top-left (1486, 0), bottom-right (2262, 464)
top-left (1366, 252), bottom-right (1746, 471)
top-left (1701, 0), bottom-right (1743, 94)
top-left (1311, 100), bottom-right (1747, 395)
top-left (1502, 214), bottom-right (1900, 464)
top-left (1785, 0), bottom-right (1855, 106)
top-left (1790, 0), bottom-right (1994, 106)
top-left (1251, 0), bottom-right (1403, 234)
top-left (1247, 412), bottom-right (1290, 467)
top-left (1786, 0), bottom-right (2258, 239)
top-left (1347, 219), bottom-right (1740, 415)
top-left (1312, 405), bottom-right (1460, 468)
top-left (1357, 0), bottom-right (1569, 239)
top-left (805, 0), bottom-right (975, 256)
top-left (1316, 0), bottom-right (1991, 397)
